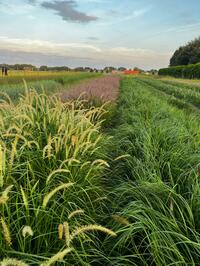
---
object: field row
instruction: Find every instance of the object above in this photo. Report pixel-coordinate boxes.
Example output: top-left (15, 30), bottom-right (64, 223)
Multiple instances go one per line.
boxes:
top-left (0, 72), bottom-right (100, 101)
top-left (136, 77), bottom-right (200, 112)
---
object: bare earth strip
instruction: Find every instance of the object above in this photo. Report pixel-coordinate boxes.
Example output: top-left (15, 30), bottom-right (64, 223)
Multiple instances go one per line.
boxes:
top-left (60, 75), bottom-right (120, 102)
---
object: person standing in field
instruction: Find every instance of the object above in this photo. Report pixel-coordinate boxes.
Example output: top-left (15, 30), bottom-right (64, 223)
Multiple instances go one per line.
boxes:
top-left (2, 66), bottom-right (5, 76)
top-left (5, 67), bottom-right (8, 76)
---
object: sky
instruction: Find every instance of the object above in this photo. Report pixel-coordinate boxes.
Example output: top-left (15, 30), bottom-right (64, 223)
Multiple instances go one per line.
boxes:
top-left (0, 0), bottom-right (200, 69)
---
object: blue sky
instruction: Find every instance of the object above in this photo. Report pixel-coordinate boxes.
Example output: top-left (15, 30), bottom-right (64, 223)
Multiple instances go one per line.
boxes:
top-left (0, 0), bottom-right (200, 69)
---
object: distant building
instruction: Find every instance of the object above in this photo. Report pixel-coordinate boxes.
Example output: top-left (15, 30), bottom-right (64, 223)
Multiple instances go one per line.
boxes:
top-left (124, 70), bottom-right (140, 75)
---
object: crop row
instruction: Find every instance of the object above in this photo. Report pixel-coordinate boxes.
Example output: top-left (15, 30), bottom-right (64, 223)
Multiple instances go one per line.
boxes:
top-left (0, 72), bottom-right (100, 101)
top-left (0, 71), bottom-right (100, 86)
top-left (136, 77), bottom-right (200, 109)
top-left (104, 77), bottom-right (200, 265)
top-left (0, 89), bottom-right (117, 265)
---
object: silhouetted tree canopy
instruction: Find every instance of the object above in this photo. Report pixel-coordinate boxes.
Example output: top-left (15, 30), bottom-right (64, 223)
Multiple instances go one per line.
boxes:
top-left (170, 37), bottom-right (200, 66)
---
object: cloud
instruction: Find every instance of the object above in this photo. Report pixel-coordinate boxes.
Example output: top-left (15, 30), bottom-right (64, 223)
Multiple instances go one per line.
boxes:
top-left (0, 36), bottom-right (170, 69)
top-left (41, 0), bottom-right (98, 23)
top-left (0, 49), bottom-right (94, 67)
top-left (0, 36), bottom-right (101, 56)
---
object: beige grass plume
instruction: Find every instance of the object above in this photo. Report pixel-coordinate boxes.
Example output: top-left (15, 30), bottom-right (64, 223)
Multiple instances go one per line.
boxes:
top-left (22, 225), bottom-right (34, 238)
top-left (0, 185), bottom-right (13, 205)
top-left (112, 214), bottom-right (130, 226)
top-left (40, 248), bottom-right (73, 266)
top-left (43, 183), bottom-right (74, 209)
top-left (0, 258), bottom-right (28, 266)
top-left (70, 224), bottom-right (117, 243)
top-left (68, 209), bottom-right (84, 219)
top-left (1, 217), bottom-right (12, 246)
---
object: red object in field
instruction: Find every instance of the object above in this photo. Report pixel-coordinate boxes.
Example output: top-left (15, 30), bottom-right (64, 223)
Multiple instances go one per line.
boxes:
top-left (124, 70), bottom-right (140, 75)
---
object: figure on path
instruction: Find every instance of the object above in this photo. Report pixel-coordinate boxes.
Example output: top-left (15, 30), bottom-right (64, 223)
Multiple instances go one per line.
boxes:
top-left (5, 67), bottom-right (8, 76)
top-left (2, 66), bottom-right (5, 76)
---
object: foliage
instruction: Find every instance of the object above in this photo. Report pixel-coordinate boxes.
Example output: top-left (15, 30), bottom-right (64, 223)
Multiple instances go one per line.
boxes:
top-left (170, 37), bottom-right (200, 66)
top-left (102, 77), bottom-right (200, 265)
top-left (0, 90), bottom-right (116, 265)
top-left (158, 63), bottom-right (200, 79)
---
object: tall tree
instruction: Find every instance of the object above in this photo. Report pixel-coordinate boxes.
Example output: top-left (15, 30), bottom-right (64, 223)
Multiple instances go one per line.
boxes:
top-left (170, 37), bottom-right (200, 66)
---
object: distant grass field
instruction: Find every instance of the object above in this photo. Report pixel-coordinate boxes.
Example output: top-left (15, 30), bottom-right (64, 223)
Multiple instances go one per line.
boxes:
top-left (0, 71), bottom-right (99, 85)
top-left (0, 71), bottom-right (101, 101)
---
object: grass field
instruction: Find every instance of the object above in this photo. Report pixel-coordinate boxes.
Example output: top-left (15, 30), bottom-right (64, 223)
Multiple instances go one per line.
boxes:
top-left (0, 71), bottom-right (101, 101)
top-left (0, 71), bottom-right (100, 85)
top-left (0, 74), bottom-right (200, 265)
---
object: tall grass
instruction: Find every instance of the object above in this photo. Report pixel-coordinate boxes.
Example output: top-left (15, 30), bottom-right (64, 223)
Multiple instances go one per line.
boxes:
top-left (0, 89), bottom-right (116, 264)
top-left (0, 71), bottom-right (100, 86)
top-left (101, 77), bottom-right (200, 265)
top-left (137, 77), bottom-right (200, 109)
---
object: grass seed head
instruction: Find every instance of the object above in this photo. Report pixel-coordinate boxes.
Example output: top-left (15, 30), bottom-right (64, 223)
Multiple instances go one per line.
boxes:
top-left (58, 224), bottom-right (64, 240)
top-left (70, 224), bottom-right (117, 243)
top-left (40, 248), bottom-right (73, 266)
top-left (0, 258), bottom-right (29, 266)
top-left (43, 183), bottom-right (74, 209)
top-left (22, 225), bottom-right (34, 238)
top-left (68, 209), bottom-right (85, 219)
top-left (1, 217), bottom-right (12, 246)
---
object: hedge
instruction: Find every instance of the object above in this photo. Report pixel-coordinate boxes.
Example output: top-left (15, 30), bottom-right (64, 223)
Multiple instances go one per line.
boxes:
top-left (158, 63), bottom-right (200, 79)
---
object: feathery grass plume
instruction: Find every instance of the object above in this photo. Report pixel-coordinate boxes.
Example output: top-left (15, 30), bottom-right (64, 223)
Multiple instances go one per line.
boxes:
top-left (40, 248), bottom-right (73, 266)
top-left (0, 258), bottom-right (29, 266)
top-left (1, 217), bottom-right (12, 246)
top-left (94, 196), bottom-right (108, 202)
top-left (22, 225), bottom-right (34, 238)
top-left (46, 169), bottom-right (71, 184)
top-left (63, 222), bottom-right (70, 247)
top-left (9, 136), bottom-right (19, 167)
top-left (112, 215), bottom-right (130, 226)
top-left (58, 224), bottom-right (63, 240)
top-left (20, 186), bottom-right (29, 211)
top-left (91, 159), bottom-right (110, 168)
top-left (43, 183), bottom-right (74, 209)
top-left (0, 143), bottom-right (5, 188)
top-left (0, 185), bottom-right (13, 205)
top-left (114, 154), bottom-right (131, 161)
top-left (68, 209), bottom-right (85, 219)
top-left (70, 224), bottom-right (117, 242)
top-left (71, 135), bottom-right (78, 146)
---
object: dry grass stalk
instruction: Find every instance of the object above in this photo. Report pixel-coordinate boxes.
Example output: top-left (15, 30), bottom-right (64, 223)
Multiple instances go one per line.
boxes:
top-left (0, 258), bottom-right (29, 266)
top-left (58, 224), bottom-right (64, 240)
top-left (70, 224), bottom-right (117, 242)
top-left (63, 222), bottom-right (70, 247)
top-left (1, 217), bottom-right (12, 246)
top-left (43, 183), bottom-right (74, 209)
top-left (0, 185), bottom-right (13, 205)
top-left (112, 215), bottom-right (130, 226)
top-left (40, 248), bottom-right (73, 266)
top-left (68, 209), bottom-right (85, 219)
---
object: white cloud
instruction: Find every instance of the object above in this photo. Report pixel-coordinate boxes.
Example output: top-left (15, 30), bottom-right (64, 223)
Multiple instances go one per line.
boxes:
top-left (0, 36), bottom-right (102, 55)
top-left (0, 36), bottom-right (170, 69)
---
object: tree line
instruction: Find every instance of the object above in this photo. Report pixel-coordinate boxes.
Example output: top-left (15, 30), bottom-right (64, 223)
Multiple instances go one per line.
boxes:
top-left (159, 63), bottom-right (200, 79)
top-left (158, 36), bottom-right (200, 78)
top-left (170, 37), bottom-right (200, 66)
